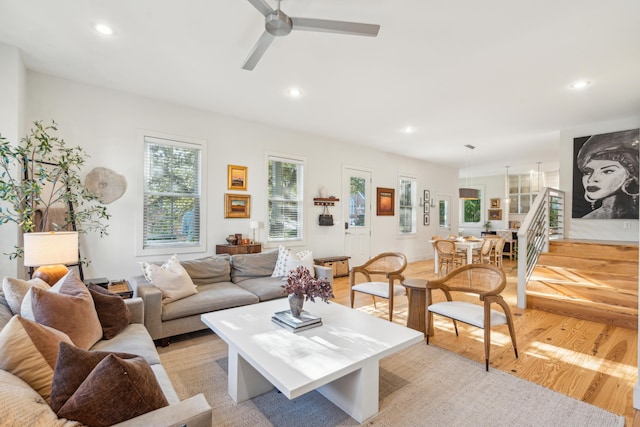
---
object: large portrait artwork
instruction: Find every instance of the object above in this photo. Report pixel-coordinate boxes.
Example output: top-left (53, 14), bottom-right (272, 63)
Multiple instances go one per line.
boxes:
top-left (572, 128), bottom-right (639, 219)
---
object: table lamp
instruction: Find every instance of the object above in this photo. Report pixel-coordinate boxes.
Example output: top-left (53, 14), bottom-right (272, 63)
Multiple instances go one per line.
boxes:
top-left (249, 221), bottom-right (259, 244)
top-left (23, 231), bottom-right (79, 284)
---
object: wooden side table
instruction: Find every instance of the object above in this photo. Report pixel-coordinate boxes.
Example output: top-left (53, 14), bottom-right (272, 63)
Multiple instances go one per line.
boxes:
top-left (216, 244), bottom-right (262, 255)
top-left (402, 279), bottom-right (429, 336)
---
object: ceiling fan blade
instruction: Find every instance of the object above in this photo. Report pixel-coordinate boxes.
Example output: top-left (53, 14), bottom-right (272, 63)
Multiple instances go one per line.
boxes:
top-left (247, 0), bottom-right (274, 17)
top-left (292, 18), bottom-right (380, 37)
top-left (241, 31), bottom-right (276, 70)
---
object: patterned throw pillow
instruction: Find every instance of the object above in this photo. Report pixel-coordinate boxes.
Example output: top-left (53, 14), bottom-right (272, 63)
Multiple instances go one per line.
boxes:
top-left (283, 249), bottom-right (316, 279)
top-left (2, 276), bottom-right (50, 315)
top-left (271, 245), bottom-right (291, 277)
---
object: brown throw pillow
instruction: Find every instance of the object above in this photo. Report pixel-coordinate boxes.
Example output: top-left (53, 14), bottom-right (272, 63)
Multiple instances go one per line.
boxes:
top-left (54, 343), bottom-right (168, 426)
top-left (50, 342), bottom-right (140, 413)
top-left (87, 284), bottom-right (131, 339)
top-left (31, 271), bottom-right (103, 350)
top-left (0, 315), bottom-right (73, 403)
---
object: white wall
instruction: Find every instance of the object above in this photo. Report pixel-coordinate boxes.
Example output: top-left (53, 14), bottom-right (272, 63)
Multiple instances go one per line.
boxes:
top-left (0, 44), bottom-right (26, 278)
top-left (560, 118), bottom-right (640, 241)
top-left (20, 71), bottom-right (458, 279)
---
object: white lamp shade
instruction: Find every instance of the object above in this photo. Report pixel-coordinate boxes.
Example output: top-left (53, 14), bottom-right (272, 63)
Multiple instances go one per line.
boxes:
top-left (23, 231), bottom-right (79, 267)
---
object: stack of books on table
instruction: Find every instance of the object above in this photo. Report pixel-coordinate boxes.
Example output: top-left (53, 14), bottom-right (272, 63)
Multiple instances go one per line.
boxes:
top-left (271, 310), bottom-right (322, 333)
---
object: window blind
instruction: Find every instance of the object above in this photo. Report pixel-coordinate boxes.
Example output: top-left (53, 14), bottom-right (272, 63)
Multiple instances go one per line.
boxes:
top-left (268, 155), bottom-right (304, 241)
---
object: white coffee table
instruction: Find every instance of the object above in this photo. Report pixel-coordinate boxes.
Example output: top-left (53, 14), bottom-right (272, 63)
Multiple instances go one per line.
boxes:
top-left (201, 299), bottom-right (423, 423)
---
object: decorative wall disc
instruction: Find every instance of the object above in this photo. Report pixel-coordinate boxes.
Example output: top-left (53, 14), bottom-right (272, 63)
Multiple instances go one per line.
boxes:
top-left (84, 167), bottom-right (127, 204)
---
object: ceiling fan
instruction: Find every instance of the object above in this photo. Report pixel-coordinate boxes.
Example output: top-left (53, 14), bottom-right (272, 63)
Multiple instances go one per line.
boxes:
top-left (242, 0), bottom-right (380, 70)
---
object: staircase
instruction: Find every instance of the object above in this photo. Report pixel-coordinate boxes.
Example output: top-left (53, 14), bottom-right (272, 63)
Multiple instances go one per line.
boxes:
top-left (526, 240), bottom-right (638, 329)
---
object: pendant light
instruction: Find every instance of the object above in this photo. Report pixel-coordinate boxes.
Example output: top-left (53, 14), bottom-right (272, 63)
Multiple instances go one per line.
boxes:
top-left (459, 144), bottom-right (479, 199)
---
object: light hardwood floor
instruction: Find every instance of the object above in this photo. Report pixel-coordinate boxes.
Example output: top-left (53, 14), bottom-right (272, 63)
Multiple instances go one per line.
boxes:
top-left (337, 258), bottom-right (638, 426)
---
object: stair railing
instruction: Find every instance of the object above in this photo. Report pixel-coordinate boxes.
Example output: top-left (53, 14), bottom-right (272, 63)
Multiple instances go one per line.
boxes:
top-left (516, 187), bottom-right (565, 308)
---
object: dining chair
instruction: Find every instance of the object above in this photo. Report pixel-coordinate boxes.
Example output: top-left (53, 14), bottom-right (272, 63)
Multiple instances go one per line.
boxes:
top-left (472, 238), bottom-right (494, 264)
top-left (498, 230), bottom-right (517, 260)
top-left (425, 263), bottom-right (518, 371)
top-left (491, 237), bottom-right (506, 267)
top-left (433, 240), bottom-right (464, 276)
top-left (349, 252), bottom-right (407, 321)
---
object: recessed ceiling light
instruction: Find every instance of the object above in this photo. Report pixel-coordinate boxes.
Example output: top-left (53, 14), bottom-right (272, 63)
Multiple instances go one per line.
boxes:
top-left (287, 88), bottom-right (302, 97)
top-left (94, 23), bottom-right (114, 36)
top-left (402, 126), bottom-right (415, 134)
top-left (569, 80), bottom-right (591, 90)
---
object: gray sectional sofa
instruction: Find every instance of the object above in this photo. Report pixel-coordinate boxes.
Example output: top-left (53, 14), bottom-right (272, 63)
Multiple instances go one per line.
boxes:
top-left (131, 250), bottom-right (333, 343)
top-left (0, 291), bottom-right (212, 426)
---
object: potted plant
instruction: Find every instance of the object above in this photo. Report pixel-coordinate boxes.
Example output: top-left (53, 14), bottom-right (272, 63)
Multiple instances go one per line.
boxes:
top-left (0, 120), bottom-right (110, 259)
top-left (282, 266), bottom-right (334, 317)
top-left (483, 220), bottom-right (492, 233)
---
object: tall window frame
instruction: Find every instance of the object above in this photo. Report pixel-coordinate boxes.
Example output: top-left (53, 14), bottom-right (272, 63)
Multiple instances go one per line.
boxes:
top-left (137, 130), bottom-right (207, 256)
top-left (509, 173), bottom-right (540, 214)
top-left (267, 154), bottom-right (305, 244)
top-left (398, 175), bottom-right (417, 234)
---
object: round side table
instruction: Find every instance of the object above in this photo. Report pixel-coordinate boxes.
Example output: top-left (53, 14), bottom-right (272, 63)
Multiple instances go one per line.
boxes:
top-left (401, 279), bottom-right (428, 336)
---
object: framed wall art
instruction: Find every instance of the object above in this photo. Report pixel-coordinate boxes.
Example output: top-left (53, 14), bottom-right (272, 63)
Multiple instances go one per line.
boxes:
top-left (227, 164), bottom-right (247, 191)
top-left (488, 209), bottom-right (502, 220)
top-left (225, 193), bottom-right (251, 218)
top-left (376, 187), bottom-right (395, 216)
top-left (490, 198), bottom-right (501, 208)
top-left (424, 214), bottom-right (430, 226)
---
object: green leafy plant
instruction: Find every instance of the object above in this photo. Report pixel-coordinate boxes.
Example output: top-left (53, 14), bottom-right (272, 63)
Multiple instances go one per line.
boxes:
top-left (0, 120), bottom-right (110, 259)
top-left (483, 220), bottom-right (492, 231)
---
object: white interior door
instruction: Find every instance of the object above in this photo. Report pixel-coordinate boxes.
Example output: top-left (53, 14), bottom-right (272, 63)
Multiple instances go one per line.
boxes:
top-left (437, 194), bottom-right (452, 235)
top-left (342, 167), bottom-right (372, 266)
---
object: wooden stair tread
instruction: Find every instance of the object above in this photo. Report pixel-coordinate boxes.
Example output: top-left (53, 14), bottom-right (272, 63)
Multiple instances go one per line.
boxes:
top-left (530, 266), bottom-right (638, 292)
top-left (547, 240), bottom-right (638, 262)
top-left (527, 279), bottom-right (636, 310)
top-left (536, 254), bottom-right (638, 276)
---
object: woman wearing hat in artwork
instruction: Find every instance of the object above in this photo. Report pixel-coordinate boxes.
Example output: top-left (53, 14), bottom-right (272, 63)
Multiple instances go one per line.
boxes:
top-left (575, 129), bottom-right (639, 219)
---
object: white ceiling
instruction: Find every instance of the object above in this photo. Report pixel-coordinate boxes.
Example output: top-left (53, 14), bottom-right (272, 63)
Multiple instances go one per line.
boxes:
top-left (1, 0), bottom-right (639, 177)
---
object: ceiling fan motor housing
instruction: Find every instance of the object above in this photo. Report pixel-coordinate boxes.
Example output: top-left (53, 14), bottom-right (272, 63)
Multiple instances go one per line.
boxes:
top-left (266, 10), bottom-right (292, 36)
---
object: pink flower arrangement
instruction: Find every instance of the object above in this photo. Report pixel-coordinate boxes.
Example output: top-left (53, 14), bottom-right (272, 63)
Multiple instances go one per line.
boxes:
top-left (282, 266), bottom-right (334, 303)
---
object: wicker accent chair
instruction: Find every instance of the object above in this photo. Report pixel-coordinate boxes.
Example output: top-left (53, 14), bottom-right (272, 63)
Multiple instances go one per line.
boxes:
top-left (472, 238), bottom-right (494, 264)
top-left (433, 240), bottom-right (464, 275)
top-left (349, 252), bottom-right (407, 321)
top-left (425, 263), bottom-right (518, 371)
top-left (491, 237), bottom-right (506, 267)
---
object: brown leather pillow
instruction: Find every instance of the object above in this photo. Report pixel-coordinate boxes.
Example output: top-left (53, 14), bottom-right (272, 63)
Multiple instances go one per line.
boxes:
top-left (52, 342), bottom-right (168, 426)
top-left (87, 284), bottom-right (131, 339)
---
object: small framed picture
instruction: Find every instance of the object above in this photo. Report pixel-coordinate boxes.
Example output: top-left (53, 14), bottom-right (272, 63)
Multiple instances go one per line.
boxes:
top-left (488, 209), bottom-right (502, 220)
top-left (423, 190), bottom-right (430, 203)
top-left (424, 214), bottom-right (430, 226)
top-left (225, 194), bottom-right (251, 218)
top-left (376, 187), bottom-right (395, 216)
top-left (227, 165), bottom-right (247, 191)
top-left (424, 201), bottom-right (430, 213)
top-left (490, 198), bottom-right (501, 208)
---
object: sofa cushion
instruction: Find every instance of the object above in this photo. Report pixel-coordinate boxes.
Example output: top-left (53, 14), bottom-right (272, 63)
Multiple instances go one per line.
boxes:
top-left (161, 282), bottom-right (259, 321)
top-left (0, 369), bottom-right (82, 427)
top-left (55, 345), bottom-right (168, 427)
top-left (235, 276), bottom-right (287, 301)
top-left (31, 271), bottom-right (103, 350)
top-left (284, 249), bottom-right (316, 278)
top-left (230, 250), bottom-right (279, 283)
top-left (0, 315), bottom-right (73, 402)
top-left (0, 292), bottom-right (13, 332)
top-left (181, 254), bottom-right (231, 285)
top-left (141, 254), bottom-right (198, 304)
top-left (90, 323), bottom-right (161, 365)
top-left (3, 276), bottom-right (50, 315)
top-left (88, 283), bottom-right (131, 339)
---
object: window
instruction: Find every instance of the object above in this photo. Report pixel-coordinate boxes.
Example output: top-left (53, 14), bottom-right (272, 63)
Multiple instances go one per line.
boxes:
top-left (399, 176), bottom-right (417, 233)
top-left (140, 132), bottom-right (206, 254)
top-left (267, 155), bottom-right (304, 242)
top-left (509, 174), bottom-right (540, 214)
top-left (460, 186), bottom-right (482, 225)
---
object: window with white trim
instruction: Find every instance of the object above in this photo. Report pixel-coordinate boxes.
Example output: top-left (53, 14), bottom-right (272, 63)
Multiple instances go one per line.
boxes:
top-left (399, 175), bottom-right (417, 233)
top-left (460, 186), bottom-right (483, 225)
top-left (267, 155), bottom-right (304, 242)
top-left (142, 134), bottom-right (205, 253)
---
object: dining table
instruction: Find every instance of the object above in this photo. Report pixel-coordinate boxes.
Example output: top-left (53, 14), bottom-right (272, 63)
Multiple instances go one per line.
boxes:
top-left (430, 238), bottom-right (484, 274)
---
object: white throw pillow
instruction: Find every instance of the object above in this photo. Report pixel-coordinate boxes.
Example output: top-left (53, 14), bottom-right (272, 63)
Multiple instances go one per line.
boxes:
top-left (20, 277), bottom-right (65, 321)
top-left (140, 254), bottom-right (197, 304)
top-left (2, 277), bottom-right (50, 315)
top-left (283, 250), bottom-right (316, 279)
top-left (271, 245), bottom-right (291, 277)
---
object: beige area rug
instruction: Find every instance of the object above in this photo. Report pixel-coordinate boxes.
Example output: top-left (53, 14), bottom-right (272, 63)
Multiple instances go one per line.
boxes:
top-left (158, 331), bottom-right (625, 427)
